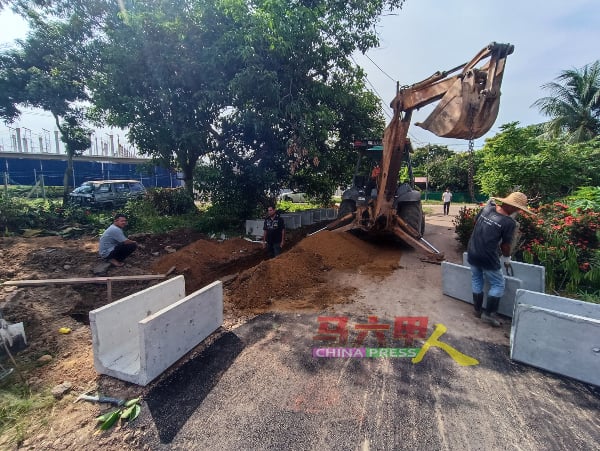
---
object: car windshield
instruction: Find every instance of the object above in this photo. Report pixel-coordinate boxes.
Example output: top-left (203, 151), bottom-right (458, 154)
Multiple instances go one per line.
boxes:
top-left (72, 183), bottom-right (93, 194)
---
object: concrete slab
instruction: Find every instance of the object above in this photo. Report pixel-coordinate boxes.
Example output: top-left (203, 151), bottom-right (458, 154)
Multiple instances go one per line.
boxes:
top-left (245, 220), bottom-right (264, 239)
top-left (510, 289), bottom-right (600, 387)
top-left (139, 280), bottom-right (223, 385)
top-left (442, 261), bottom-right (522, 317)
top-left (280, 213), bottom-right (301, 229)
top-left (462, 252), bottom-right (545, 293)
top-left (299, 210), bottom-right (314, 226)
top-left (90, 276), bottom-right (223, 385)
top-left (312, 209), bottom-right (328, 221)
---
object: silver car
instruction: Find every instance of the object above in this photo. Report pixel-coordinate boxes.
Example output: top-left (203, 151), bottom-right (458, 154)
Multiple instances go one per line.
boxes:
top-left (277, 189), bottom-right (308, 203)
top-left (69, 180), bottom-right (146, 209)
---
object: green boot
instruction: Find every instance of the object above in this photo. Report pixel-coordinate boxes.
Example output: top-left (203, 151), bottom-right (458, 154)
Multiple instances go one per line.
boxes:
top-left (481, 296), bottom-right (502, 327)
top-left (472, 292), bottom-right (483, 318)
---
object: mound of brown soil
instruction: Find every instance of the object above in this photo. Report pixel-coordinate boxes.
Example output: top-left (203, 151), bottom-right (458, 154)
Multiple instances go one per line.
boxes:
top-left (151, 237), bottom-right (265, 293)
top-left (149, 230), bottom-right (404, 314)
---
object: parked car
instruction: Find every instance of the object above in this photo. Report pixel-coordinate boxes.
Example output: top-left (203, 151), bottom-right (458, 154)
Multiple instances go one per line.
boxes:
top-left (277, 189), bottom-right (309, 203)
top-left (69, 180), bottom-right (146, 209)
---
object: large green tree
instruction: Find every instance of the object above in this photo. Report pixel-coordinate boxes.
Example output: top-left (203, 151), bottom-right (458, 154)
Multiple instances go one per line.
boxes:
top-left (533, 60), bottom-right (600, 143)
top-left (206, 0), bottom-right (393, 213)
top-left (477, 122), bottom-right (600, 203)
top-left (5, 0), bottom-right (403, 214)
top-left (88, 0), bottom-right (242, 197)
top-left (89, 0), bottom-right (398, 211)
top-left (0, 16), bottom-right (95, 203)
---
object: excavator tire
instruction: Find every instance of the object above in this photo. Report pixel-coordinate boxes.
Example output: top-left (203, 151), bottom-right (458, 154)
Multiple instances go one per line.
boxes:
top-left (397, 201), bottom-right (425, 236)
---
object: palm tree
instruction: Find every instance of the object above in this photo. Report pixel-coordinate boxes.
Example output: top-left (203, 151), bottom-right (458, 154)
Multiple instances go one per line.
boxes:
top-left (532, 60), bottom-right (600, 143)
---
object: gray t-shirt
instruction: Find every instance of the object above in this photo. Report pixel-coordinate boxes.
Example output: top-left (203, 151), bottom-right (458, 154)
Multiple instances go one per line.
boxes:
top-left (99, 224), bottom-right (127, 258)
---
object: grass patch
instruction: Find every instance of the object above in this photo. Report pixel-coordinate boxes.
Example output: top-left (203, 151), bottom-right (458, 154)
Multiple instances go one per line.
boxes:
top-left (276, 200), bottom-right (328, 212)
top-left (0, 380), bottom-right (56, 447)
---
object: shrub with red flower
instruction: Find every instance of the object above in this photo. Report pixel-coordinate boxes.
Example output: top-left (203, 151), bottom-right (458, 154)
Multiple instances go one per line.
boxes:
top-left (454, 198), bottom-right (599, 301)
top-left (519, 202), bottom-right (599, 297)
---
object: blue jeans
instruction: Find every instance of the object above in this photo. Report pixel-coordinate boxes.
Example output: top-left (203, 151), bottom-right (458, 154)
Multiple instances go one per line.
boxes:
top-left (267, 242), bottom-right (281, 258)
top-left (471, 265), bottom-right (505, 298)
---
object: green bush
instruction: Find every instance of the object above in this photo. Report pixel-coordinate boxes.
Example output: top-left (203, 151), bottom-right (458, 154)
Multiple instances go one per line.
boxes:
top-left (452, 205), bottom-right (481, 247)
top-left (194, 204), bottom-right (244, 236)
top-left (521, 201), bottom-right (600, 297)
top-left (145, 188), bottom-right (196, 215)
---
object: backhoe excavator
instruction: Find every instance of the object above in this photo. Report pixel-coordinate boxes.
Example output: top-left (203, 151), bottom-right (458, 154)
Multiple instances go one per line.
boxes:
top-left (329, 42), bottom-right (514, 261)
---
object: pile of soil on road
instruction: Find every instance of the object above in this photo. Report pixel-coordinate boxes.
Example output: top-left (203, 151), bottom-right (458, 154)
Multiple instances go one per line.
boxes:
top-left (151, 230), bottom-right (405, 314)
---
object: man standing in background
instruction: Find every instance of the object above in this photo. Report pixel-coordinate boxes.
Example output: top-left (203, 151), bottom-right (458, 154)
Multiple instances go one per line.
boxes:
top-left (442, 188), bottom-right (452, 215)
top-left (263, 206), bottom-right (285, 258)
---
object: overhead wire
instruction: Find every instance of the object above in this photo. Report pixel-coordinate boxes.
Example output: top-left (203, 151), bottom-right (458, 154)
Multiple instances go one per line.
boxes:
top-left (355, 51), bottom-right (485, 151)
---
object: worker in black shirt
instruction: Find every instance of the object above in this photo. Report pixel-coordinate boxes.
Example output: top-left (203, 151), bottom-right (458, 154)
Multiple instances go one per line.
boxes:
top-left (467, 192), bottom-right (534, 326)
top-left (263, 206), bottom-right (286, 258)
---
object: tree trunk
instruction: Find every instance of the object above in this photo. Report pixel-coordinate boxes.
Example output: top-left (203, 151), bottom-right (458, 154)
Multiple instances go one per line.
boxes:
top-left (62, 149), bottom-right (74, 206)
top-left (52, 114), bottom-right (73, 207)
top-left (181, 159), bottom-right (197, 198)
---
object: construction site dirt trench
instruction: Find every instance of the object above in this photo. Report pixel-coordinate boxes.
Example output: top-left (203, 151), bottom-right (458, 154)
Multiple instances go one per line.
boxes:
top-left (0, 205), bottom-right (479, 449)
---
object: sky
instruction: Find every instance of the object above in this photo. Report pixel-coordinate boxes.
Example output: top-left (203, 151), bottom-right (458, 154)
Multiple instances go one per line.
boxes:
top-left (1, 0), bottom-right (599, 152)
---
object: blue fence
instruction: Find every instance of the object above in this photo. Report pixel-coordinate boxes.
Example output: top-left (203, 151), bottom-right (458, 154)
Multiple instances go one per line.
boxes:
top-left (1, 156), bottom-right (181, 189)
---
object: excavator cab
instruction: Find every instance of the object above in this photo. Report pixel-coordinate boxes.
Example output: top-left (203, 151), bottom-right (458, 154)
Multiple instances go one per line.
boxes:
top-left (339, 140), bottom-right (424, 235)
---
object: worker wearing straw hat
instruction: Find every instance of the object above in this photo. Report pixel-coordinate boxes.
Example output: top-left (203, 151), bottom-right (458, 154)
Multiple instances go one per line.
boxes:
top-left (467, 192), bottom-right (534, 326)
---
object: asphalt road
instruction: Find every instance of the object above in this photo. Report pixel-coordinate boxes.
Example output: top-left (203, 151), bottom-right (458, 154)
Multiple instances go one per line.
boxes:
top-left (138, 313), bottom-right (600, 450)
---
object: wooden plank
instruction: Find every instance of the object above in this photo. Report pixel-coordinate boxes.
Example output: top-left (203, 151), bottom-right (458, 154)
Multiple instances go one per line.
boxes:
top-left (2, 274), bottom-right (169, 287)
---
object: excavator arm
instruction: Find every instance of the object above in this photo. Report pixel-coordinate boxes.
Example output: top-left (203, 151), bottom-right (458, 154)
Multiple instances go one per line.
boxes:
top-left (328, 43), bottom-right (513, 262)
top-left (375, 42), bottom-right (514, 225)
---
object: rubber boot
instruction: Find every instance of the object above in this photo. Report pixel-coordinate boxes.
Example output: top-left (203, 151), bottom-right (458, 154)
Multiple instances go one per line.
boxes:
top-left (481, 296), bottom-right (502, 327)
top-left (472, 292), bottom-right (483, 318)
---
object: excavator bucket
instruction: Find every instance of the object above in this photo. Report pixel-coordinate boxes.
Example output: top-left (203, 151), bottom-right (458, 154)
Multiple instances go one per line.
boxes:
top-left (416, 43), bottom-right (513, 139)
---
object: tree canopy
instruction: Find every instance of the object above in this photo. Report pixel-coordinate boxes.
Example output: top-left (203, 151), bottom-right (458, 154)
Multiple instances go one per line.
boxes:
top-left (2, 0), bottom-right (402, 212)
top-left (0, 14), bottom-right (95, 202)
top-left (533, 60), bottom-right (600, 143)
top-left (477, 122), bottom-right (600, 203)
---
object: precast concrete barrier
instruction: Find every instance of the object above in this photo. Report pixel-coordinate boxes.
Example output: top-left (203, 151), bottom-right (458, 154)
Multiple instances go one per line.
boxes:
top-left (245, 220), bottom-right (264, 239)
top-left (325, 208), bottom-right (337, 220)
top-left (90, 275), bottom-right (223, 386)
top-left (299, 210), bottom-right (314, 226)
top-left (442, 261), bottom-right (522, 317)
top-left (462, 252), bottom-right (545, 293)
top-left (311, 209), bottom-right (324, 221)
top-left (510, 289), bottom-right (600, 387)
top-left (280, 213), bottom-right (301, 229)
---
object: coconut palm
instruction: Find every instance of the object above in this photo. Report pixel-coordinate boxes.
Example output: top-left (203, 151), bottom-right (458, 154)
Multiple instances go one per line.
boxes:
top-left (532, 60), bottom-right (600, 143)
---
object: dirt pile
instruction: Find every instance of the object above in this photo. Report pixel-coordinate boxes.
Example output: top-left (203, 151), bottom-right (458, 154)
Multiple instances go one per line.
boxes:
top-left (151, 237), bottom-right (265, 293)
top-left (223, 231), bottom-right (404, 312)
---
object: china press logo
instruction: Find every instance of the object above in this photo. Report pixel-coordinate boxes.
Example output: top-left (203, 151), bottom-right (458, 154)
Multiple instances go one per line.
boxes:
top-left (312, 316), bottom-right (478, 366)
